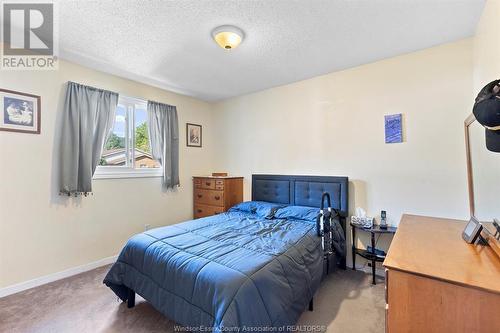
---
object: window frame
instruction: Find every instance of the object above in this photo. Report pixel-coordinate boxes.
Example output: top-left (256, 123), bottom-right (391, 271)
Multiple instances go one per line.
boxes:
top-left (94, 95), bottom-right (162, 179)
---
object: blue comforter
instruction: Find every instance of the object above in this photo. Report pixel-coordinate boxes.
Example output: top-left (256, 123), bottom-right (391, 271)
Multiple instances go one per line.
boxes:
top-left (104, 211), bottom-right (323, 331)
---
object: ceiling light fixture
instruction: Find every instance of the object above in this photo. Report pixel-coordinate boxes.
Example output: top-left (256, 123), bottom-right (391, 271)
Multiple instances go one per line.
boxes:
top-left (212, 25), bottom-right (244, 50)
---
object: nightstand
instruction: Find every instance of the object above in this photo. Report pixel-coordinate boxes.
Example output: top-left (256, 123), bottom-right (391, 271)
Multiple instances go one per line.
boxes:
top-left (351, 223), bottom-right (397, 285)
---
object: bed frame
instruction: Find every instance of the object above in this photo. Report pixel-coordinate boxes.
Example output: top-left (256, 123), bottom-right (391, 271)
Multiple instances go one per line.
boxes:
top-left (252, 174), bottom-right (349, 269)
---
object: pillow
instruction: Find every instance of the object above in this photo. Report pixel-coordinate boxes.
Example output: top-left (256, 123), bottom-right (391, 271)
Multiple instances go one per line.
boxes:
top-left (229, 201), bottom-right (284, 219)
top-left (274, 205), bottom-right (319, 222)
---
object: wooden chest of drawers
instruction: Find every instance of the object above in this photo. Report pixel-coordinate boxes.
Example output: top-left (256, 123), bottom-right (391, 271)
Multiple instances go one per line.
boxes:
top-left (384, 215), bottom-right (500, 332)
top-left (193, 176), bottom-right (243, 218)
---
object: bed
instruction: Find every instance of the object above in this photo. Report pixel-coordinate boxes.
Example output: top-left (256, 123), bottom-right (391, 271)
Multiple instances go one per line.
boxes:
top-left (104, 174), bottom-right (348, 331)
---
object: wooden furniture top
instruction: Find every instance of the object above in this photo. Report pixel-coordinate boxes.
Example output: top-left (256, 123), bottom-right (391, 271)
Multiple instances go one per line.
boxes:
top-left (193, 176), bottom-right (244, 179)
top-left (384, 214), bottom-right (500, 294)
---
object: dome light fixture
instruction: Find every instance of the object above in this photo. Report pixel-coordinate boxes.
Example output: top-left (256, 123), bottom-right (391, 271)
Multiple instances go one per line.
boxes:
top-left (212, 25), bottom-right (244, 50)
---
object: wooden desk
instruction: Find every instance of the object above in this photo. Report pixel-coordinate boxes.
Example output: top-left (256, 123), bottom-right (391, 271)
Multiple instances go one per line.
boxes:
top-left (384, 214), bottom-right (500, 333)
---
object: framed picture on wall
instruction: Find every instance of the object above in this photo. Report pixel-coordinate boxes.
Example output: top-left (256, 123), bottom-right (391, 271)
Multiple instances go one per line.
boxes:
top-left (384, 113), bottom-right (403, 143)
top-left (186, 123), bottom-right (202, 147)
top-left (0, 88), bottom-right (41, 134)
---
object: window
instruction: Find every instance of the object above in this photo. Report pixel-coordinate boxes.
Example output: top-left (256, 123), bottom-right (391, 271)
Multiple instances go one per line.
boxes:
top-left (94, 96), bottom-right (162, 179)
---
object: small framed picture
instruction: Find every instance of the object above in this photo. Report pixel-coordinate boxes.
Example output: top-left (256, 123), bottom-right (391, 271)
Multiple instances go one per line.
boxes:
top-left (384, 113), bottom-right (403, 144)
top-left (186, 123), bottom-right (202, 147)
top-left (0, 88), bottom-right (41, 134)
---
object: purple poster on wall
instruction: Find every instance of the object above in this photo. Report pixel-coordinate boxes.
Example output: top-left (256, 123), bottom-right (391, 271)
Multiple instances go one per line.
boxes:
top-left (385, 114), bottom-right (403, 143)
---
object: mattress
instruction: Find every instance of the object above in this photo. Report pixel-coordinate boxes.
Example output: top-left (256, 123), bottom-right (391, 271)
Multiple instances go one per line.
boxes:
top-left (103, 210), bottom-right (323, 332)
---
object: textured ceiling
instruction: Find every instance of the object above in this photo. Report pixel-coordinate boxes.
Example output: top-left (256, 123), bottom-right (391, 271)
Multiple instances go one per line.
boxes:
top-left (55, 0), bottom-right (485, 101)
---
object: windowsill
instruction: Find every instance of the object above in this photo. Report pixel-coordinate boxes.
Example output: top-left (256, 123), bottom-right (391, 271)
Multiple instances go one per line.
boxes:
top-left (93, 166), bottom-right (163, 179)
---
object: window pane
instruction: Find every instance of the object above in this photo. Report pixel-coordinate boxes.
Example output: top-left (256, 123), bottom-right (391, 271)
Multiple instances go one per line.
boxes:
top-left (99, 105), bottom-right (127, 166)
top-left (134, 107), bottom-right (161, 169)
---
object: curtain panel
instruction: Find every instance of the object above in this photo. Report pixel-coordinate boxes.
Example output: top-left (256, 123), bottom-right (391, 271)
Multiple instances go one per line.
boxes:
top-left (147, 101), bottom-right (179, 188)
top-left (59, 82), bottom-right (118, 196)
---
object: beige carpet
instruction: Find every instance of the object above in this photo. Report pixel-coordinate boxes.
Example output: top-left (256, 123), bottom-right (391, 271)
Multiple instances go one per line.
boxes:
top-left (0, 265), bottom-right (385, 333)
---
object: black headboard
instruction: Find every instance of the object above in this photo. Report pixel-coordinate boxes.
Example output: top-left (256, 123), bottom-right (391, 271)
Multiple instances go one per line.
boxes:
top-left (251, 174), bottom-right (349, 217)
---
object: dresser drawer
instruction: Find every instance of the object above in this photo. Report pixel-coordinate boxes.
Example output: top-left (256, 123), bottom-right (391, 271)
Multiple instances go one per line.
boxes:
top-left (194, 204), bottom-right (224, 218)
top-left (194, 189), bottom-right (224, 206)
top-left (194, 178), bottom-right (216, 190)
top-left (215, 179), bottom-right (224, 190)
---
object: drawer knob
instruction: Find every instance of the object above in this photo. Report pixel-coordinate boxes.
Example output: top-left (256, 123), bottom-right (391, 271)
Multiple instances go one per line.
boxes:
top-left (197, 209), bottom-right (202, 213)
top-left (214, 196), bottom-right (220, 200)
top-left (197, 194), bottom-right (202, 198)
top-left (206, 182), bottom-right (211, 186)
top-left (214, 212), bottom-right (219, 215)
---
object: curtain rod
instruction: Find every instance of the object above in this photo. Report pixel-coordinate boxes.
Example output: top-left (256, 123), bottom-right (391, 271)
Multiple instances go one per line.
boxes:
top-left (67, 81), bottom-right (174, 107)
top-left (67, 81), bottom-right (118, 95)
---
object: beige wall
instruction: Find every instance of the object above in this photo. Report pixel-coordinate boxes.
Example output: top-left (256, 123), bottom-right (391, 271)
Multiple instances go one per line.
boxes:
top-left (214, 39), bottom-right (473, 223)
top-left (0, 59), bottom-right (215, 288)
top-left (213, 40), bottom-right (474, 264)
top-left (473, 0), bottom-right (500, 91)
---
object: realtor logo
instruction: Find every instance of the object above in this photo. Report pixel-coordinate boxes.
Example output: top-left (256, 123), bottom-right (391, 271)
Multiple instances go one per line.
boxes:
top-left (1, 2), bottom-right (58, 70)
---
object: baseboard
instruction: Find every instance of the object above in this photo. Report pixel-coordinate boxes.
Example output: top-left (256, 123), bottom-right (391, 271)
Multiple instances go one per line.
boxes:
top-left (353, 264), bottom-right (386, 277)
top-left (0, 255), bottom-right (118, 298)
top-left (0, 256), bottom-right (376, 299)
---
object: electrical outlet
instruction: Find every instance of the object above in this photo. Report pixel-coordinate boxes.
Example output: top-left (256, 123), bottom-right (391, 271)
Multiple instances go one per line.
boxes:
top-left (144, 224), bottom-right (151, 231)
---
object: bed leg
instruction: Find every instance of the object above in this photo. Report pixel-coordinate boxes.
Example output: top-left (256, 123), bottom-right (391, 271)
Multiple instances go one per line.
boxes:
top-left (308, 298), bottom-right (314, 312)
top-left (340, 257), bottom-right (347, 270)
top-left (127, 288), bottom-right (135, 308)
